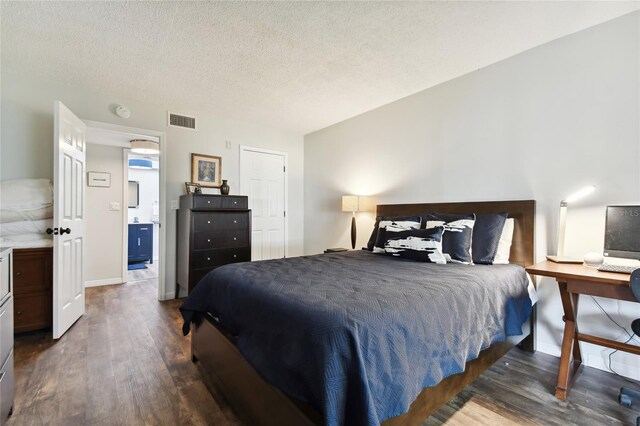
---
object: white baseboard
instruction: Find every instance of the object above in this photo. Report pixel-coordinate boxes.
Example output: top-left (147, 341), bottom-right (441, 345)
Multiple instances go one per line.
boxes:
top-left (162, 291), bottom-right (176, 300)
top-left (85, 277), bottom-right (124, 287)
top-left (537, 339), bottom-right (640, 381)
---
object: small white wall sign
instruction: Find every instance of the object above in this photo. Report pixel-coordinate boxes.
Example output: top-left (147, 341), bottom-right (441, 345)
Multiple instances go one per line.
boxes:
top-left (87, 171), bottom-right (111, 187)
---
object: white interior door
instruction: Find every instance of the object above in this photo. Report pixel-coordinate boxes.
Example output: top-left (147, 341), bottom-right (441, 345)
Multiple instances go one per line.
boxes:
top-left (240, 147), bottom-right (286, 261)
top-left (53, 101), bottom-right (86, 339)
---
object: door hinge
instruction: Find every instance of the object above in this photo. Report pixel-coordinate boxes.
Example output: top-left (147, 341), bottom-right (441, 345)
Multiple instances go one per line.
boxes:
top-left (283, 166), bottom-right (286, 173)
top-left (284, 211), bottom-right (286, 217)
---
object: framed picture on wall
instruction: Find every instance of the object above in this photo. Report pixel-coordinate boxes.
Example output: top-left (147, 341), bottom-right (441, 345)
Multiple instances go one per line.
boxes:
top-left (191, 153), bottom-right (222, 188)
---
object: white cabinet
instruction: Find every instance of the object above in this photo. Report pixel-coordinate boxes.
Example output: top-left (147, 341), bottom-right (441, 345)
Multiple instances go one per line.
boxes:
top-left (0, 247), bottom-right (13, 424)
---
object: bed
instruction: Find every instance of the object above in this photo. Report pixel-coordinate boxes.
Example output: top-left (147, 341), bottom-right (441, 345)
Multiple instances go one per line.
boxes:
top-left (181, 200), bottom-right (535, 425)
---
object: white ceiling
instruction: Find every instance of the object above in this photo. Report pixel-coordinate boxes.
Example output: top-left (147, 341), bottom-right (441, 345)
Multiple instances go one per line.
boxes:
top-left (2, 1), bottom-right (639, 135)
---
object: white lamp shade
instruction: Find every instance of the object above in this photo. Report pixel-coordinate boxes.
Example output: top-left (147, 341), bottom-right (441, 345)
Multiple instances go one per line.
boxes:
top-left (342, 195), bottom-right (358, 212)
top-left (342, 195), bottom-right (375, 212)
top-left (130, 139), bottom-right (159, 154)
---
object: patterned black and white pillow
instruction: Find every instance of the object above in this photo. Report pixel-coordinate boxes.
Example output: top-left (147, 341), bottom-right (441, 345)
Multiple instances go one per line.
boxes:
top-left (424, 213), bottom-right (475, 264)
top-left (367, 215), bottom-right (422, 251)
top-left (372, 217), bottom-right (422, 253)
top-left (383, 225), bottom-right (447, 264)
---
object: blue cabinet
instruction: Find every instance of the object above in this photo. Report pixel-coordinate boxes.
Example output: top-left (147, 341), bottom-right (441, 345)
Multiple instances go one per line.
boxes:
top-left (128, 223), bottom-right (153, 264)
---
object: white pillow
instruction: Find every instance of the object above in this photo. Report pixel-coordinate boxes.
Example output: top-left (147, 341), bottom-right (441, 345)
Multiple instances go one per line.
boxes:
top-left (0, 179), bottom-right (53, 211)
top-left (493, 218), bottom-right (514, 264)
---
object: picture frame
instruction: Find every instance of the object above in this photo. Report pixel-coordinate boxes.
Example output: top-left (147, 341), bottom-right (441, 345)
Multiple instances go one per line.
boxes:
top-left (87, 171), bottom-right (111, 187)
top-left (191, 153), bottom-right (222, 188)
top-left (185, 182), bottom-right (202, 194)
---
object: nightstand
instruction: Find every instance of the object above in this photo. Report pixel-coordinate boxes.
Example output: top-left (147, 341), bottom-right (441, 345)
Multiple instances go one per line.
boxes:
top-left (324, 248), bottom-right (348, 254)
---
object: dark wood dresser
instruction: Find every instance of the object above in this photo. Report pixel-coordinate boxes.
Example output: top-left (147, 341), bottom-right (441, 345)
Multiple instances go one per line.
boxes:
top-left (177, 194), bottom-right (251, 294)
top-left (12, 247), bottom-right (52, 333)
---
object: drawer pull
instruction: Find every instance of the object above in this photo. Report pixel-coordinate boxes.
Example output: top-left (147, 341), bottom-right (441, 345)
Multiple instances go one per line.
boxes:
top-left (233, 254), bottom-right (237, 258)
top-left (15, 272), bottom-right (21, 276)
top-left (140, 227), bottom-right (148, 230)
top-left (233, 220), bottom-right (237, 224)
top-left (207, 257), bottom-right (211, 261)
top-left (16, 310), bottom-right (21, 315)
top-left (233, 237), bottom-right (237, 241)
top-left (233, 201), bottom-right (237, 205)
top-left (207, 200), bottom-right (211, 204)
top-left (207, 239), bottom-right (211, 243)
top-left (207, 220), bottom-right (211, 224)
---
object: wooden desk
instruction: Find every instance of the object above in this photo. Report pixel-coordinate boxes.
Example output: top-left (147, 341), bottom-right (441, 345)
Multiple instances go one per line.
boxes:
top-left (526, 261), bottom-right (639, 400)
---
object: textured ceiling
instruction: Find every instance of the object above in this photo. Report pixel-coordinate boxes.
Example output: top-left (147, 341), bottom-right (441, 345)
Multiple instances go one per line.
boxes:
top-left (2, 1), bottom-right (639, 135)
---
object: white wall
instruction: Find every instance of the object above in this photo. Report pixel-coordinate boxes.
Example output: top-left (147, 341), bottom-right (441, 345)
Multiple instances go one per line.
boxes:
top-left (1, 72), bottom-right (305, 299)
top-left (85, 144), bottom-right (124, 285)
top-left (305, 12), bottom-right (640, 379)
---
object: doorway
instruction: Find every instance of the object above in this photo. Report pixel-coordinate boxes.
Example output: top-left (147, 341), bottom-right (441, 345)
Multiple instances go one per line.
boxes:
top-left (84, 121), bottom-right (168, 300)
top-left (239, 146), bottom-right (288, 260)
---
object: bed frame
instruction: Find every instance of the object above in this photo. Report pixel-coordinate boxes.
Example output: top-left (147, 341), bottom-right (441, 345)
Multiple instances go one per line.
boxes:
top-left (191, 199), bottom-right (535, 425)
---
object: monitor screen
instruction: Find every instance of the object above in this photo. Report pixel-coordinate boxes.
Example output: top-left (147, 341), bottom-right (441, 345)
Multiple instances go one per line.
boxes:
top-left (604, 205), bottom-right (640, 261)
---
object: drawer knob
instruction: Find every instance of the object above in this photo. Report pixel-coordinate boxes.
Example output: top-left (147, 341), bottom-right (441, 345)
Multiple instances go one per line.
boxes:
top-left (207, 200), bottom-right (211, 204)
top-left (207, 220), bottom-right (211, 224)
top-left (207, 257), bottom-right (211, 261)
top-left (234, 220), bottom-right (237, 224)
top-left (15, 272), bottom-right (21, 276)
top-left (207, 239), bottom-right (211, 243)
top-left (233, 254), bottom-right (237, 258)
top-left (233, 237), bottom-right (237, 241)
top-left (16, 310), bottom-right (21, 315)
top-left (233, 201), bottom-right (237, 205)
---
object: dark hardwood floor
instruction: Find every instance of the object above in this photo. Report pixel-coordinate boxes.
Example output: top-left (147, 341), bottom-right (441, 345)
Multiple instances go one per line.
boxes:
top-left (7, 277), bottom-right (639, 425)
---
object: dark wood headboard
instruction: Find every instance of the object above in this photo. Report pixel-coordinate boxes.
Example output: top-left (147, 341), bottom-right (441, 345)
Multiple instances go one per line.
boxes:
top-left (376, 200), bottom-right (535, 267)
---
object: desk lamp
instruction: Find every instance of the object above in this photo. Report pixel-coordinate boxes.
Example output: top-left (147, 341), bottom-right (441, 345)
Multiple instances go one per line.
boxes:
top-left (342, 196), bottom-right (373, 249)
top-left (547, 185), bottom-right (596, 263)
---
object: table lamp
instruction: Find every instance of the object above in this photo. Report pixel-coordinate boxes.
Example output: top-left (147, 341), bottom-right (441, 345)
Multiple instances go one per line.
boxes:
top-left (546, 185), bottom-right (596, 263)
top-left (342, 195), bottom-right (374, 249)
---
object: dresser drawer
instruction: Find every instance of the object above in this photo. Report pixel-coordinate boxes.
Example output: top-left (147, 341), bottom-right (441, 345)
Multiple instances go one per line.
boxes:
top-left (193, 231), bottom-right (249, 250)
top-left (14, 293), bottom-right (51, 333)
top-left (0, 298), bottom-right (12, 368)
top-left (193, 212), bottom-right (249, 232)
top-left (13, 256), bottom-right (48, 295)
top-left (193, 196), bottom-right (222, 210)
top-left (191, 248), bottom-right (250, 269)
top-left (0, 350), bottom-right (14, 423)
top-left (222, 196), bottom-right (248, 209)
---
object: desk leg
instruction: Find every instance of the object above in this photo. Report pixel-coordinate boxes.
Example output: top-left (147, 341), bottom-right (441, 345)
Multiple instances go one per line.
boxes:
top-left (555, 280), bottom-right (582, 400)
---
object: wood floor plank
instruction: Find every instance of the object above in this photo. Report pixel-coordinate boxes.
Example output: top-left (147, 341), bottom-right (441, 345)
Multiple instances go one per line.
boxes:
top-left (6, 276), bottom-right (639, 426)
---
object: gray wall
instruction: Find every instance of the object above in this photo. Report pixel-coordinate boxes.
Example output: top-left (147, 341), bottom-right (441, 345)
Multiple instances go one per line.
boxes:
top-left (1, 73), bottom-right (305, 298)
top-left (85, 144), bottom-right (125, 284)
top-left (304, 12), bottom-right (640, 378)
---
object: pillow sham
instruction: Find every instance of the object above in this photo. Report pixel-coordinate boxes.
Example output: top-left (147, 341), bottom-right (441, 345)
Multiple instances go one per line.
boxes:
top-left (383, 225), bottom-right (446, 264)
top-left (472, 213), bottom-right (508, 264)
top-left (424, 213), bottom-right (475, 264)
top-left (368, 215), bottom-right (421, 251)
top-left (493, 218), bottom-right (515, 264)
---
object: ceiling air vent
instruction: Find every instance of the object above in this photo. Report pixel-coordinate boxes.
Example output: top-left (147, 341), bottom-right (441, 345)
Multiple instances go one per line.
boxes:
top-left (168, 111), bottom-right (197, 130)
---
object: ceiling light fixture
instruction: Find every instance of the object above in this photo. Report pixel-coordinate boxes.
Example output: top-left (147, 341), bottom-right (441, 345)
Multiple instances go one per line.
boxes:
top-left (130, 139), bottom-right (159, 155)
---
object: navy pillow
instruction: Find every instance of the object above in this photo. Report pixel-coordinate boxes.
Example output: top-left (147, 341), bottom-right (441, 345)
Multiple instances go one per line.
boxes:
top-left (382, 226), bottom-right (446, 264)
top-left (472, 213), bottom-right (508, 264)
top-left (366, 215), bottom-right (422, 251)
top-left (423, 212), bottom-right (475, 264)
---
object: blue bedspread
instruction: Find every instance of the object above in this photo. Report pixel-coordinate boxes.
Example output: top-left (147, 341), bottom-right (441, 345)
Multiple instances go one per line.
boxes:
top-left (180, 251), bottom-right (532, 426)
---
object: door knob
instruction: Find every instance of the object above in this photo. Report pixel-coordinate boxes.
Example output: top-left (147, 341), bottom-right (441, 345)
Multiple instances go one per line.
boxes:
top-left (60, 228), bottom-right (71, 235)
top-left (46, 228), bottom-right (58, 235)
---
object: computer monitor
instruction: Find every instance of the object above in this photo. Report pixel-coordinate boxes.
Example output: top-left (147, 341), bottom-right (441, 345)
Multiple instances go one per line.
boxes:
top-left (604, 205), bottom-right (640, 261)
